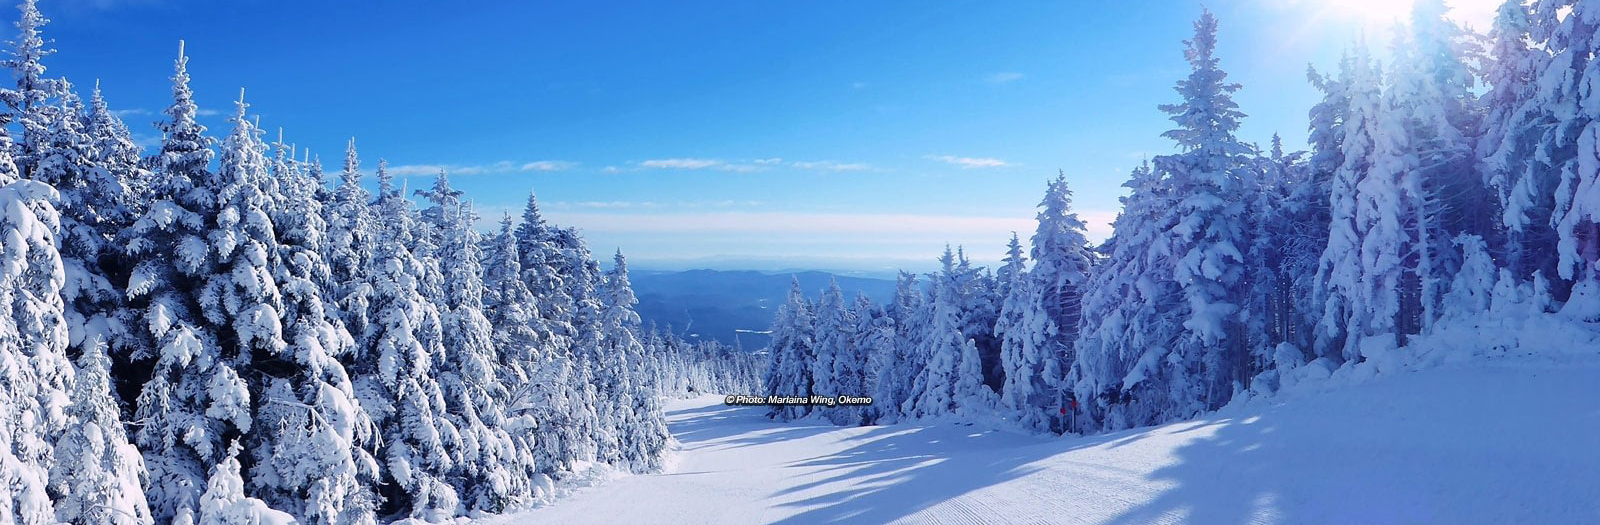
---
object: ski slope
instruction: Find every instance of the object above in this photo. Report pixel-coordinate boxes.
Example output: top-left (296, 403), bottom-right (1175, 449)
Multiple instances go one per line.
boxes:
top-left (485, 359), bottom-right (1600, 524)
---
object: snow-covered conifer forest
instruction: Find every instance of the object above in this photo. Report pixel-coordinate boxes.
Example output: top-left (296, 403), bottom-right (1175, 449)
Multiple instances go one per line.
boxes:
top-left (764, 1), bottom-right (1600, 434)
top-left (4, 0), bottom-right (1600, 522)
top-left (0, 1), bottom-right (763, 522)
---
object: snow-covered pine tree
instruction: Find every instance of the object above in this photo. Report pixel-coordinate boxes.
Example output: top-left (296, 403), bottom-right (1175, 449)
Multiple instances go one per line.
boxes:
top-left (512, 193), bottom-right (602, 463)
top-left (1242, 136), bottom-right (1302, 378)
top-left (1530, 0), bottom-right (1600, 319)
top-left (1151, 9), bottom-right (1256, 412)
top-left (764, 278), bottom-right (815, 421)
top-left (844, 292), bottom-right (884, 426)
top-left (1071, 160), bottom-right (1185, 431)
top-left (599, 250), bottom-right (669, 471)
top-left (194, 443), bottom-right (294, 525)
top-left (810, 279), bottom-right (847, 422)
top-left (1313, 43), bottom-right (1383, 363)
top-left (1004, 172), bottom-right (1096, 432)
top-left (485, 214), bottom-right (572, 482)
top-left (415, 173), bottom-right (523, 511)
top-left (84, 81), bottom-right (153, 214)
top-left (954, 249), bottom-right (1003, 395)
top-left (2, 0), bottom-right (63, 183)
top-left (1386, 0), bottom-right (1493, 332)
top-left (27, 82), bottom-right (138, 367)
top-left (355, 160), bottom-right (460, 520)
top-left (1351, 37), bottom-right (1422, 355)
top-left (0, 122), bottom-right (81, 524)
top-left (869, 271), bottom-right (920, 424)
top-left (243, 123), bottom-right (380, 523)
top-left (325, 139), bottom-right (376, 343)
top-left (902, 247), bottom-right (995, 421)
top-left (996, 233), bottom-right (1046, 431)
top-left (124, 44), bottom-right (252, 525)
top-left (812, 279), bottom-right (860, 425)
top-left (53, 340), bottom-right (152, 525)
top-left (1479, 0), bottom-right (1554, 280)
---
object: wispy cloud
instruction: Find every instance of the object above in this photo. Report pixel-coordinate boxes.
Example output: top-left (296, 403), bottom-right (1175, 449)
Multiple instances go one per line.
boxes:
top-left (985, 72), bottom-right (1024, 84)
top-left (641, 158), bottom-right (720, 169)
top-left (638, 158), bottom-right (766, 173)
top-left (521, 160), bottom-right (578, 171)
top-left (927, 155), bottom-right (1012, 169)
top-left (386, 159), bottom-right (579, 177)
top-left (851, 81), bottom-right (868, 90)
top-left (131, 133), bottom-right (161, 150)
top-left (791, 160), bottom-right (873, 172)
top-left (110, 108), bottom-right (149, 118)
top-left (548, 211), bottom-right (1034, 236)
top-left (552, 200), bottom-right (763, 210)
top-left (195, 108), bottom-right (221, 117)
top-left (754, 157), bottom-right (784, 165)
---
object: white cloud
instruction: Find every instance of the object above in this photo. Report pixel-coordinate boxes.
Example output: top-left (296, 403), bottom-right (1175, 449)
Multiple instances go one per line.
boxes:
top-left (131, 133), bottom-right (161, 150)
top-left (638, 158), bottom-right (765, 173)
top-left (384, 164), bottom-right (455, 177)
top-left (521, 160), bottom-right (578, 171)
top-left (195, 108), bottom-right (221, 116)
top-left (927, 155), bottom-right (1012, 169)
top-left (754, 157), bottom-right (784, 165)
top-left (552, 200), bottom-right (763, 210)
top-left (110, 108), bottom-right (149, 118)
top-left (548, 211), bottom-right (1034, 236)
top-left (1075, 209), bottom-right (1118, 243)
top-left (569, 201), bottom-right (662, 209)
top-left (851, 81), bottom-right (868, 90)
top-left (985, 72), bottom-right (1024, 84)
top-left (791, 160), bottom-right (873, 171)
top-left (386, 159), bottom-right (578, 176)
top-left (640, 158), bottom-right (721, 169)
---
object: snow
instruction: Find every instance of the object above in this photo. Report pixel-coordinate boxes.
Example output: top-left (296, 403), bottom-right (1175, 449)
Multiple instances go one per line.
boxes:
top-left (484, 358), bottom-right (1600, 525)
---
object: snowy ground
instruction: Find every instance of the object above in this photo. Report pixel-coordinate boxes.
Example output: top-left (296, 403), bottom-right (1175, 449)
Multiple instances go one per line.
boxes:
top-left (484, 358), bottom-right (1600, 524)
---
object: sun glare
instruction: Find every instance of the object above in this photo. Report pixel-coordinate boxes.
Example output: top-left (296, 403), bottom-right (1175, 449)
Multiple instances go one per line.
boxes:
top-left (1331, 0), bottom-right (1418, 25)
top-left (1302, 0), bottom-right (1502, 30)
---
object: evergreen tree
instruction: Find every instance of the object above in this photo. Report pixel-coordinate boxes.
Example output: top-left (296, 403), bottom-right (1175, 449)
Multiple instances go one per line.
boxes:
top-left (764, 278), bottom-right (815, 421)
top-left (868, 272), bottom-right (919, 424)
top-left (903, 247), bottom-right (996, 420)
top-left (1314, 43), bottom-right (1383, 363)
top-left (242, 122), bottom-right (379, 523)
top-left (600, 251), bottom-right (669, 471)
top-left (844, 292), bottom-right (884, 426)
top-left (124, 44), bottom-right (250, 525)
top-left (2, 0), bottom-right (63, 181)
top-left (0, 127), bottom-right (78, 524)
top-left (1480, 0), bottom-right (1553, 280)
top-left (416, 173), bottom-right (523, 511)
top-left (1004, 173), bottom-right (1095, 432)
top-left (1152, 9), bottom-right (1255, 411)
top-left (1530, 0), bottom-right (1600, 318)
top-left (193, 444), bottom-right (294, 525)
top-left (355, 161), bottom-right (459, 520)
top-left (53, 341), bottom-right (152, 525)
top-left (1072, 160), bottom-right (1185, 430)
top-left (812, 279), bottom-right (859, 425)
top-left (485, 214), bottom-right (571, 480)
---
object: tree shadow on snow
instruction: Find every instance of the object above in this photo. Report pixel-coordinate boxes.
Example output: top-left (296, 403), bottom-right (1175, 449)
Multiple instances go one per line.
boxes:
top-left (1099, 407), bottom-right (1467, 525)
top-left (668, 405), bottom-right (849, 452)
top-left (765, 423), bottom-right (1067, 524)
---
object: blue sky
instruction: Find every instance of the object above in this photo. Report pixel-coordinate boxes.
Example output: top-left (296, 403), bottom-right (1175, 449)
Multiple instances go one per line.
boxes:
top-left (27, 0), bottom-right (1497, 273)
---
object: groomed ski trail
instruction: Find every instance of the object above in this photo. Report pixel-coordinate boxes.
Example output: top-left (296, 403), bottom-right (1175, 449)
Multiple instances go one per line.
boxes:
top-left (483, 359), bottom-right (1600, 524)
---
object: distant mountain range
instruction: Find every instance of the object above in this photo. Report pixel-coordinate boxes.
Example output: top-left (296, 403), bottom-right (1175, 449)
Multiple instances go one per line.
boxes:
top-left (630, 269), bottom-right (898, 350)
